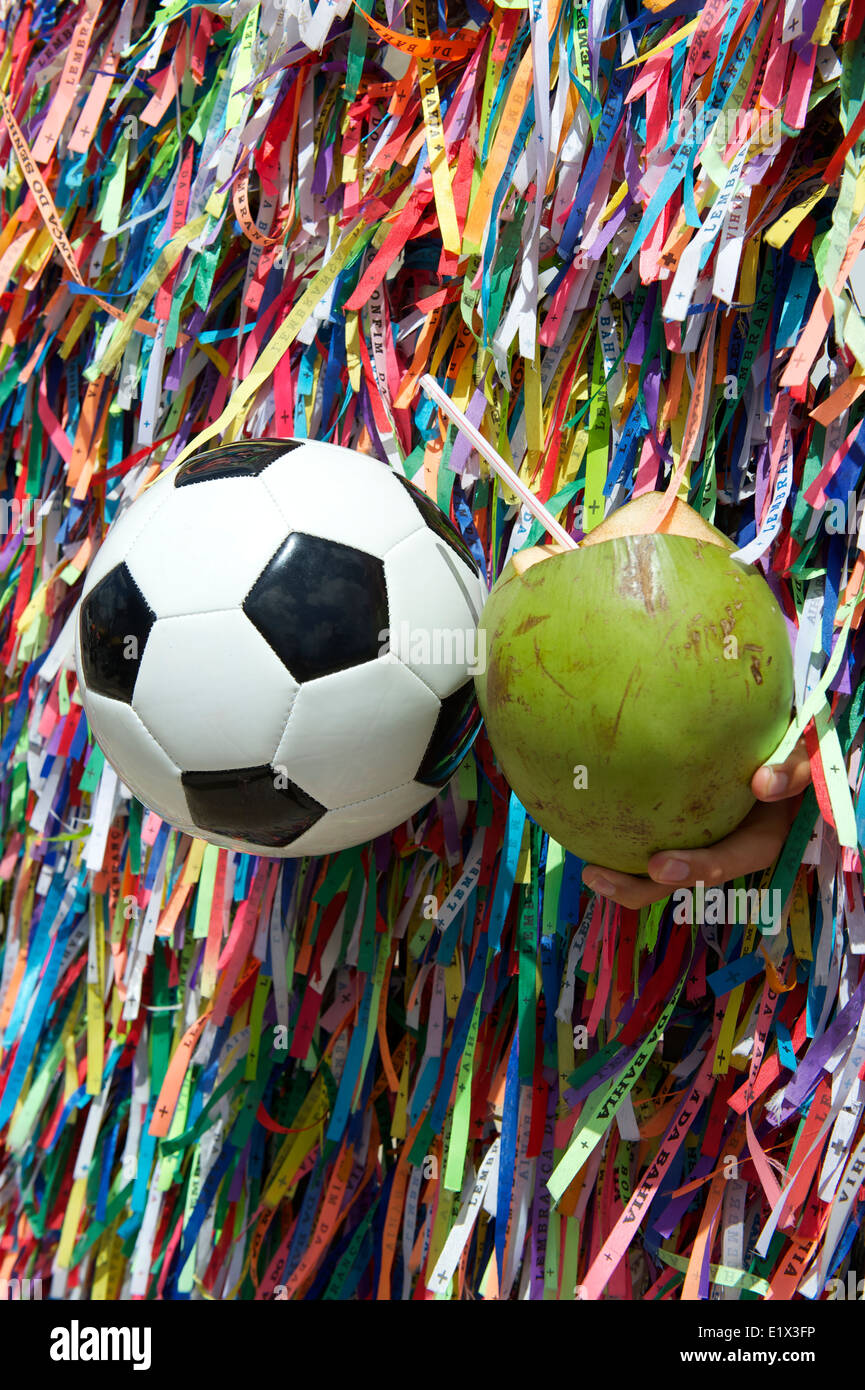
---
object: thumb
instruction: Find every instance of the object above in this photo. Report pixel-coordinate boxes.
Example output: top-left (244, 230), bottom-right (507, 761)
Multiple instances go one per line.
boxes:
top-left (751, 737), bottom-right (811, 802)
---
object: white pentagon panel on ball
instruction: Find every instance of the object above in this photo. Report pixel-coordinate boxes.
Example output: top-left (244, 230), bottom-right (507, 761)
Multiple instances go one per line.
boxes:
top-left (123, 475), bottom-right (289, 618)
top-left (79, 688), bottom-right (191, 827)
top-left (282, 779), bottom-right (436, 858)
top-left (273, 658), bottom-right (440, 807)
top-left (384, 527), bottom-right (488, 699)
top-left (259, 439), bottom-right (424, 557)
top-left (131, 609), bottom-right (299, 771)
top-left (81, 470), bottom-right (176, 601)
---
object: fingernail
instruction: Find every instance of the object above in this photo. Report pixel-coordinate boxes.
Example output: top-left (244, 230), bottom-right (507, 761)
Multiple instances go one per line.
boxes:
top-left (655, 858), bottom-right (690, 883)
top-left (764, 769), bottom-right (788, 797)
top-left (584, 873), bottom-right (616, 897)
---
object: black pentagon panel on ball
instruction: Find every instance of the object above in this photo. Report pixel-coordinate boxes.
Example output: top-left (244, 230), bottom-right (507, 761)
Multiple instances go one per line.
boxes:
top-left (174, 439), bottom-right (304, 487)
top-left (393, 473), bottom-right (480, 574)
top-left (181, 764), bottom-right (326, 848)
top-left (416, 680), bottom-right (482, 787)
top-left (78, 563), bottom-right (156, 703)
top-left (243, 532), bottom-right (389, 683)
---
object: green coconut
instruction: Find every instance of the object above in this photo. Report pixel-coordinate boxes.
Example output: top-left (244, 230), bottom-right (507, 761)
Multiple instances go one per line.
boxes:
top-left (474, 494), bottom-right (794, 874)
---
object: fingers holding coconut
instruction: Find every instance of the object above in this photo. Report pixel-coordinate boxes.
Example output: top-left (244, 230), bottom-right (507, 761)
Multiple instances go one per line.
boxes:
top-left (645, 796), bottom-right (800, 887)
top-left (581, 865), bottom-right (684, 910)
top-left (583, 796), bottom-right (802, 907)
top-left (751, 737), bottom-right (811, 802)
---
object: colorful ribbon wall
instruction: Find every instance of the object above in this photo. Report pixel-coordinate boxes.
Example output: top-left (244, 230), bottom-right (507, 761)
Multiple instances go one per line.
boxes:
top-left (0, 0), bottom-right (865, 1301)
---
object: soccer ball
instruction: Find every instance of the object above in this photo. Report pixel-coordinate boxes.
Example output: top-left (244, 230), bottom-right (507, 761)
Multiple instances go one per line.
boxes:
top-left (73, 438), bottom-right (488, 857)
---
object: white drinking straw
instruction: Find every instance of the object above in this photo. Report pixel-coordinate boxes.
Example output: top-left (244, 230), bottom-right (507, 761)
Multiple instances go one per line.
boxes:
top-left (419, 374), bottom-right (579, 551)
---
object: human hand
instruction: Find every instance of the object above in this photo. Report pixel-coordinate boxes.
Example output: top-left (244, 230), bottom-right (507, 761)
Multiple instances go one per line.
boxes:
top-left (580, 740), bottom-right (812, 909)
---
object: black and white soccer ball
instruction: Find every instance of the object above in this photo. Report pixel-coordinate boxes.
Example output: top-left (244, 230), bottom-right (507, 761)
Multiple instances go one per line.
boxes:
top-left (73, 439), bottom-right (488, 857)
